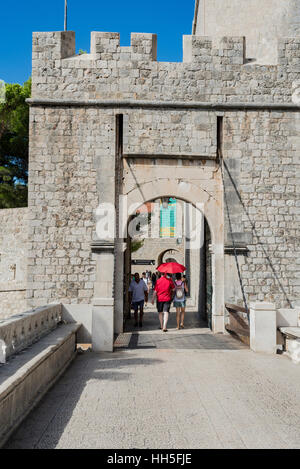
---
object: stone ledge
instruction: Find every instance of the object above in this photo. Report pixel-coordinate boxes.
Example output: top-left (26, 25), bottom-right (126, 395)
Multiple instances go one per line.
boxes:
top-left (0, 304), bottom-right (62, 363)
top-left (26, 98), bottom-right (300, 111)
top-left (123, 152), bottom-right (216, 160)
top-left (279, 327), bottom-right (300, 340)
top-left (0, 322), bottom-right (81, 448)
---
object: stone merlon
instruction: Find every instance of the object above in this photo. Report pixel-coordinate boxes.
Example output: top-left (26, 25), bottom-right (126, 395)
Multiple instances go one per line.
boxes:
top-left (30, 30), bottom-right (300, 104)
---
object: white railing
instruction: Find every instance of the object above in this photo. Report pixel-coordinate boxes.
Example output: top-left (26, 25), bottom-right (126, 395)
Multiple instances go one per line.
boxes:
top-left (0, 304), bottom-right (62, 363)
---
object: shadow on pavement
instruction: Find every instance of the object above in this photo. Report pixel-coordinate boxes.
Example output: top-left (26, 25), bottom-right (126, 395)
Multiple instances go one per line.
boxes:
top-left (116, 307), bottom-right (246, 351)
top-left (4, 352), bottom-right (163, 449)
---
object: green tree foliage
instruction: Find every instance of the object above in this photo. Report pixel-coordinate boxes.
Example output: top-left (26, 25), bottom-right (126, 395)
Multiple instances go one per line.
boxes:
top-left (0, 78), bottom-right (31, 208)
top-left (131, 239), bottom-right (144, 253)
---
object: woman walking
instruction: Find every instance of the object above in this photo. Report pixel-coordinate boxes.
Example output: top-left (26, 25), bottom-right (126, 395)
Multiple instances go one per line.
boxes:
top-left (173, 273), bottom-right (188, 329)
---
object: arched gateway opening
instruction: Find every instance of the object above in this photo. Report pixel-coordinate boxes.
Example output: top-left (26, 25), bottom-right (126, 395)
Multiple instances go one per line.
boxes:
top-left (121, 197), bottom-right (214, 330)
top-left (114, 179), bottom-right (224, 335)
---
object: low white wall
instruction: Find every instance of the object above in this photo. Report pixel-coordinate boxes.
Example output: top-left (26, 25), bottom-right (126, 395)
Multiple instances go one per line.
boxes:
top-left (62, 304), bottom-right (92, 343)
top-left (0, 323), bottom-right (81, 448)
top-left (0, 304), bottom-right (62, 363)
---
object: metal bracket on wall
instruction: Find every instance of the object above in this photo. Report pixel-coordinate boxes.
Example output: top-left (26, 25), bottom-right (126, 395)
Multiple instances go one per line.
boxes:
top-left (90, 241), bottom-right (115, 253)
top-left (224, 245), bottom-right (249, 256)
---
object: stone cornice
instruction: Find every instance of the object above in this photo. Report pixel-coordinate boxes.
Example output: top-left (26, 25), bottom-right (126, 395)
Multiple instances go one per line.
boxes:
top-left (26, 98), bottom-right (300, 112)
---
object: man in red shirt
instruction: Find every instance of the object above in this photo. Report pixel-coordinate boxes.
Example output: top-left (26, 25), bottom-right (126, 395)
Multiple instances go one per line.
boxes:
top-left (152, 273), bottom-right (175, 332)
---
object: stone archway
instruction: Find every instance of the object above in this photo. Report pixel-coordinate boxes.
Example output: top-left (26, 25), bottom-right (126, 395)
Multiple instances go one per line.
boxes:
top-left (157, 249), bottom-right (180, 266)
top-left (115, 177), bottom-right (224, 334)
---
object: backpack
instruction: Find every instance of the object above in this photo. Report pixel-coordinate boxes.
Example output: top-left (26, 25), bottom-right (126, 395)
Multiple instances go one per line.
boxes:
top-left (175, 281), bottom-right (184, 300)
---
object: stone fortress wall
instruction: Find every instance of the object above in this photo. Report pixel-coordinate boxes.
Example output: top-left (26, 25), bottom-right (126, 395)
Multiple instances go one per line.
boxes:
top-left (193, 0), bottom-right (300, 65)
top-left (24, 29), bottom-right (300, 315)
top-left (0, 208), bottom-right (28, 319)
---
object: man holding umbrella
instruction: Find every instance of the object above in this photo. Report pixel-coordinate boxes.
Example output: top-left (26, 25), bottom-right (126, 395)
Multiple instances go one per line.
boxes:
top-left (152, 262), bottom-right (185, 332)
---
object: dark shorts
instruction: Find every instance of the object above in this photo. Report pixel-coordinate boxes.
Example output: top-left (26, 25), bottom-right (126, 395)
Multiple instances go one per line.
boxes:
top-left (132, 300), bottom-right (144, 312)
top-left (157, 301), bottom-right (171, 313)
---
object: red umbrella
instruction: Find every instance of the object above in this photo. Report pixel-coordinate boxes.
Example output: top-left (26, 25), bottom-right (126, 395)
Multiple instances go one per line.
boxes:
top-left (157, 262), bottom-right (186, 274)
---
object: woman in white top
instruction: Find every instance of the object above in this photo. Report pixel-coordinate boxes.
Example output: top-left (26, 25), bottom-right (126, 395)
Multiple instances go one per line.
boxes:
top-left (173, 273), bottom-right (188, 329)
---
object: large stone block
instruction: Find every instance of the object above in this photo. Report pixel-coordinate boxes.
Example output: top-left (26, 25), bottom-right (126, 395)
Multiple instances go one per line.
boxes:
top-left (92, 298), bottom-right (114, 352)
top-left (250, 302), bottom-right (277, 354)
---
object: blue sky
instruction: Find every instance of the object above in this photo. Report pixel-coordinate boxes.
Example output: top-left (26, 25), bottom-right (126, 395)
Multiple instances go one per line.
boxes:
top-left (0, 0), bottom-right (196, 85)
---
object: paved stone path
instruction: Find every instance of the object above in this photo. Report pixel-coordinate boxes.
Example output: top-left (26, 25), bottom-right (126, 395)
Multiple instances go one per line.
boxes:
top-left (4, 310), bottom-right (300, 449)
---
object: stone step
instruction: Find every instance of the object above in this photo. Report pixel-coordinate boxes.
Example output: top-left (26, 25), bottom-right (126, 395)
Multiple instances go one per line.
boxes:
top-left (0, 322), bottom-right (81, 448)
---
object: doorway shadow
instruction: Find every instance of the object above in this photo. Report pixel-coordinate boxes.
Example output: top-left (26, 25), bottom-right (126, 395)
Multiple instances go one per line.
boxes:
top-left (118, 299), bottom-right (246, 352)
top-left (124, 302), bottom-right (206, 334)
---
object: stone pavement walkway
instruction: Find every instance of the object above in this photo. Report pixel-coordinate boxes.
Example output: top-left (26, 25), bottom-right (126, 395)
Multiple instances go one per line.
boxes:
top-left (4, 310), bottom-right (300, 449)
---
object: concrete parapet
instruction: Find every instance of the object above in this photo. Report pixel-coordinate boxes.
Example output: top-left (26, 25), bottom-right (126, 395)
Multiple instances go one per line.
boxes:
top-left (0, 322), bottom-right (81, 448)
top-left (0, 304), bottom-right (62, 363)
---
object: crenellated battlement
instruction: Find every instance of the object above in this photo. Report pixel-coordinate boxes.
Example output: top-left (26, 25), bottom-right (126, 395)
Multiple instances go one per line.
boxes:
top-left (278, 37), bottom-right (300, 67)
top-left (91, 32), bottom-right (157, 61)
top-left (32, 31), bottom-right (158, 64)
top-left (183, 35), bottom-right (245, 65)
top-left (31, 30), bottom-right (300, 103)
top-left (33, 31), bottom-right (248, 64)
top-left (33, 30), bottom-right (300, 66)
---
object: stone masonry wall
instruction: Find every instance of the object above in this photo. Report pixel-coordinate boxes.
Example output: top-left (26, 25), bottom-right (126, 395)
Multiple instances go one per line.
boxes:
top-left (124, 110), bottom-right (216, 156)
top-left (27, 107), bottom-right (106, 307)
top-left (0, 208), bottom-right (28, 319)
top-left (27, 31), bottom-right (300, 309)
top-left (224, 111), bottom-right (300, 307)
